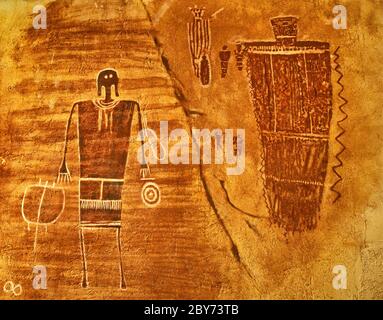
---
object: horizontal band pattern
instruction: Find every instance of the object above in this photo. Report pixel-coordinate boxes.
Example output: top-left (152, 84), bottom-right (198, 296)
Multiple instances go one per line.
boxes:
top-left (80, 200), bottom-right (122, 211)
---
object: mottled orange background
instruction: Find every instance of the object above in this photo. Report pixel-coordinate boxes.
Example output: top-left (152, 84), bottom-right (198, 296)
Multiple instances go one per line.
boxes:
top-left (0, 0), bottom-right (382, 299)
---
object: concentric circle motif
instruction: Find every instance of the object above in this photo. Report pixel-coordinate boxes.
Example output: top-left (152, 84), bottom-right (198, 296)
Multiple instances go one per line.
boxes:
top-left (141, 182), bottom-right (161, 208)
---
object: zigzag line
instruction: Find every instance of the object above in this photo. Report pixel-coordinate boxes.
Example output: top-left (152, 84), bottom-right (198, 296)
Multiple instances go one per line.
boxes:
top-left (330, 46), bottom-right (348, 203)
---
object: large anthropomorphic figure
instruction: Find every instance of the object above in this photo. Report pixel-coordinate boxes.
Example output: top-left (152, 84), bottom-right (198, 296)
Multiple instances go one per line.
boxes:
top-left (57, 68), bottom-right (159, 288)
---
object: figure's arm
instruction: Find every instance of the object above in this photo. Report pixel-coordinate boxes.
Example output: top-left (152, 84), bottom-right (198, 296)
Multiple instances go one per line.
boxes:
top-left (57, 103), bottom-right (78, 183)
top-left (136, 102), bottom-right (151, 179)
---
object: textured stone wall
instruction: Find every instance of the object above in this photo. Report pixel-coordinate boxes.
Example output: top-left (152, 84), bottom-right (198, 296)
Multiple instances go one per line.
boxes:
top-left (0, 0), bottom-right (382, 299)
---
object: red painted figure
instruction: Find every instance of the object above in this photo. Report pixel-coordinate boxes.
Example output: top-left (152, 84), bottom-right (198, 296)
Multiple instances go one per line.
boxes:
top-left (219, 45), bottom-right (231, 78)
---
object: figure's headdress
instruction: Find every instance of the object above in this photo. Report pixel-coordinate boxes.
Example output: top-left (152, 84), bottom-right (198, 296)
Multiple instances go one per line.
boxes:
top-left (189, 6), bottom-right (205, 19)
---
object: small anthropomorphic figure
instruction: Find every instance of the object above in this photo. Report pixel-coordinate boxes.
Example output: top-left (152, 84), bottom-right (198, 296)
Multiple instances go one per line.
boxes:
top-left (234, 42), bottom-right (244, 71)
top-left (187, 6), bottom-right (212, 87)
top-left (57, 68), bottom-right (160, 288)
top-left (219, 45), bottom-right (231, 78)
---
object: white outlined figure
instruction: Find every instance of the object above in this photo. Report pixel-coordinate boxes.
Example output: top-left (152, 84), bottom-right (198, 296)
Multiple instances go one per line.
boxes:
top-left (55, 69), bottom-right (161, 289)
top-left (21, 180), bottom-right (65, 252)
top-left (187, 6), bottom-right (224, 87)
top-left (187, 6), bottom-right (212, 87)
top-left (3, 281), bottom-right (23, 297)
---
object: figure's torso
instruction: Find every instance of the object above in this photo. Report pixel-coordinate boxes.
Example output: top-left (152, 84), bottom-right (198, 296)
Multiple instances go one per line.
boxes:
top-left (77, 99), bottom-right (136, 179)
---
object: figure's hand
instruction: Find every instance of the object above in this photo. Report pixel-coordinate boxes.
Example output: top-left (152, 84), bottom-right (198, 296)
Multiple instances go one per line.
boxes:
top-left (57, 161), bottom-right (71, 184)
top-left (140, 168), bottom-right (151, 180)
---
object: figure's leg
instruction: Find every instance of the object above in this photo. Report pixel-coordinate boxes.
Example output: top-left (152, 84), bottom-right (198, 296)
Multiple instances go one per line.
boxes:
top-left (116, 227), bottom-right (127, 289)
top-left (79, 227), bottom-right (89, 288)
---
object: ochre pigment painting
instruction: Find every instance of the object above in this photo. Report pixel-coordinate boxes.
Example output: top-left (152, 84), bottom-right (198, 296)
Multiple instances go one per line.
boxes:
top-left (0, 0), bottom-right (383, 300)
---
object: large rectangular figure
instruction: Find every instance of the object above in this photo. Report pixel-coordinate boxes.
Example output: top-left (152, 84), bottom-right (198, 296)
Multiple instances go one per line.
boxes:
top-left (242, 17), bottom-right (333, 233)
